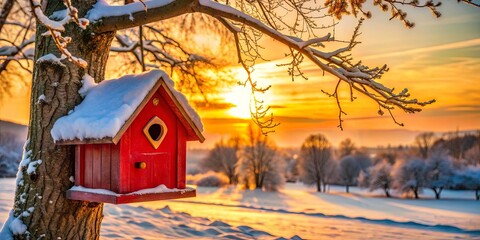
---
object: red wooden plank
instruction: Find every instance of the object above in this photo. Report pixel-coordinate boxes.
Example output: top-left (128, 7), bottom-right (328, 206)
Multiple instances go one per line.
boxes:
top-left (119, 129), bottom-right (131, 194)
top-left (92, 145), bottom-right (102, 188)
top-left (66, 189), bottom-right (196, 204)
top-left (111, 143), bottom-right (121, 193)
top-left (75, 145), bottom-right (85, 186)
top-left (101, 144), bottom-right (111, 190)
top-left (84, 146), bottom-right (93, 188)
top-left (177, 119), bottom-right (186, 189)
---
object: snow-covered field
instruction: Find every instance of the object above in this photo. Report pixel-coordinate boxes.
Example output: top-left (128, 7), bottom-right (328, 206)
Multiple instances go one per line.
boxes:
top-left (1, 178), bottom-right (479, 239)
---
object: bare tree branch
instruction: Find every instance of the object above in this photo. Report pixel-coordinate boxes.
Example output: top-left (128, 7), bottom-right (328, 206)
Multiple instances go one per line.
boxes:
top-left (0, 0), bottom-right (15, 32)
top-left (458, 0), bottom-right (480, 7)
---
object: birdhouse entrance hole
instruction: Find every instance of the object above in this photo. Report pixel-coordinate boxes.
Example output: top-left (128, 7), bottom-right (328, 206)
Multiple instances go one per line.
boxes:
top-left (143, 116), bottom-right (167, 149)
top-left (148, 124), bottom-right (162, 140)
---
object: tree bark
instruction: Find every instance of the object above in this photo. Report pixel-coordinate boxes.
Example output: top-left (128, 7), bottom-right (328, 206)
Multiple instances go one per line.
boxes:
top-left (9, 1), bottom-right (115, 239)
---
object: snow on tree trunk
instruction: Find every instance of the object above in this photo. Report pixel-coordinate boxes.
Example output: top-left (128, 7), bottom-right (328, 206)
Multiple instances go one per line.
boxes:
top-left (4, 1), bottom-right (115, 239)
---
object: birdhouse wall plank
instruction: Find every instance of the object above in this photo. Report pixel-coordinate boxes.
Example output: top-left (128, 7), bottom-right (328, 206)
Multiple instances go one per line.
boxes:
top-left (101, 144), bottom-right (112, 190)
top-left (84, 146), bottom-right (93, 188)
top-left (92, 145), bottom-right (102, 188)
top-left (176, 119), bottom-right (187, 189)
top-left (119, 128), bottom-right (132, 194)
top-left (75, 145), bottom-right (85, 186)
top-left (110, 143), bottom-right (121, 193)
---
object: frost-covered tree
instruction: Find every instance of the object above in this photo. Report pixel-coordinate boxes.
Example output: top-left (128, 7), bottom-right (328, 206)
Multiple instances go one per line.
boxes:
top-left (0, 0), bottom-right (476, 238)
top-left (338, 138), bottom-right (356, 158)
top-left (299, 134), bottom-right (335, 192)
top-left (284, 154), bottom-right (299, 183)
top-left (357, 169), bottom-right (370, 188)
top-left (338, 155), bottom-right (361, 193)
top-left (437, 130), bottom-right (478, 163)
top-left (393, 159), bottom-right (426, 199)
top-left (200, 136), bottom-right (242, 184)
top-left (355, 153), bottom-right (373, 171)
top-left (0, 132), bottom-right (23, 177)
top-left (414, 132), bottom-right (436, 159)
top-left (453, 167), bottom-right (480, 200)
top-left (236, 125), bottom-right (284, 191)
top-left (376, 146), bottom-right (399, 165)
top-left (424, 154), bottom-right (454, 199)
top-left (367, 161), bottom-right (393, 197)
top-left (464, 131), bottom-right (480, 166)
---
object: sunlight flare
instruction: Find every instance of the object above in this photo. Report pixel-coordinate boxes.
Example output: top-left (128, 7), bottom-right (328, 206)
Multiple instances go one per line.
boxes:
top-left (224, 85), bottom-right (252, 119)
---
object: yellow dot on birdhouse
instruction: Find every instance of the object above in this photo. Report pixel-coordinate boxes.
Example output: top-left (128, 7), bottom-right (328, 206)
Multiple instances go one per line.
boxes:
top-left (153, 98), bottom-right (159, 106)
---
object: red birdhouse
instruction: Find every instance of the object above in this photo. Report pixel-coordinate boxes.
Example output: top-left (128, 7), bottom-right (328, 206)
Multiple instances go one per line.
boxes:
top-left (51, 70), bottom-right (204, 204)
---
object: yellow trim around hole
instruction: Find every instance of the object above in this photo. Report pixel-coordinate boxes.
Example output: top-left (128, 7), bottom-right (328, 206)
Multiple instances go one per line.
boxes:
top-left (143, 116), bottom-right (168, 149)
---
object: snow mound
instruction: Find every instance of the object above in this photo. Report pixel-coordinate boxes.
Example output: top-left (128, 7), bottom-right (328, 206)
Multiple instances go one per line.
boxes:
top-left (51, 70), bottom-right (203, 142)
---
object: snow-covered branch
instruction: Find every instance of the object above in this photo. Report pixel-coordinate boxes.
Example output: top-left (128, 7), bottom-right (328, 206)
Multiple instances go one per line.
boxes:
top-left (29, 0), bottom-right (89, 68)
top-left (89, 0), bottom-right (435, 131)
top-left (89, 0), bottom-right (193, 33)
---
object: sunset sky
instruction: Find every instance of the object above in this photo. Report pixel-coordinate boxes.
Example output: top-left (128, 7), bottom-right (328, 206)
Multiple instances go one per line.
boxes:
top-left (0, 1), bottom-right (479, 148)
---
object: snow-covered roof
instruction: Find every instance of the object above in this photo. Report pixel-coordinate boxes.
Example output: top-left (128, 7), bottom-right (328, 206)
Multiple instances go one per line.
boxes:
top-left (51, 70), bottom-right (204, 143)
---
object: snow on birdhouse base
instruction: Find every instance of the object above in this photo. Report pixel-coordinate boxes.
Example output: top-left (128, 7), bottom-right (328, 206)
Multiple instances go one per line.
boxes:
top-left (66, 185), bottom-right (196, 204)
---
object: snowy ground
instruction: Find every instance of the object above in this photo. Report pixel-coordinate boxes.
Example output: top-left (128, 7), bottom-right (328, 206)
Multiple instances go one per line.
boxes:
top-left (1, 178), bottom-right (479, 239)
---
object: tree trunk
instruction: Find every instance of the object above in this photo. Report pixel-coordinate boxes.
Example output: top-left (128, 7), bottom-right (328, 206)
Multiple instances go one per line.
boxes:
top-left (258, 174), bottom-right (265, 189)
top-left (433, 187), bottom-right (442, 199)
top-left (383, 184), bottom-right (391, 198)
top-left (316, 178), bottom-right (321, 192)
top-left (5, 1), bottom-right (115, 239)
top-left (254, 173), bottom-right (262, 189)
top-left (413, 188), bottom-right (419, 199)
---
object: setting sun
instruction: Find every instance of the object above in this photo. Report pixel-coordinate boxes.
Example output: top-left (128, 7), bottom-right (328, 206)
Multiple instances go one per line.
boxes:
top-left (223, 85), bottom-right (253, 119)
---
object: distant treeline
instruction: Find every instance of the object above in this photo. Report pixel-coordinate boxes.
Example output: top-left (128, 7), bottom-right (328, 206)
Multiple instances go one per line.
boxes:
top-left (193, 128), bottom-right (480, 200)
